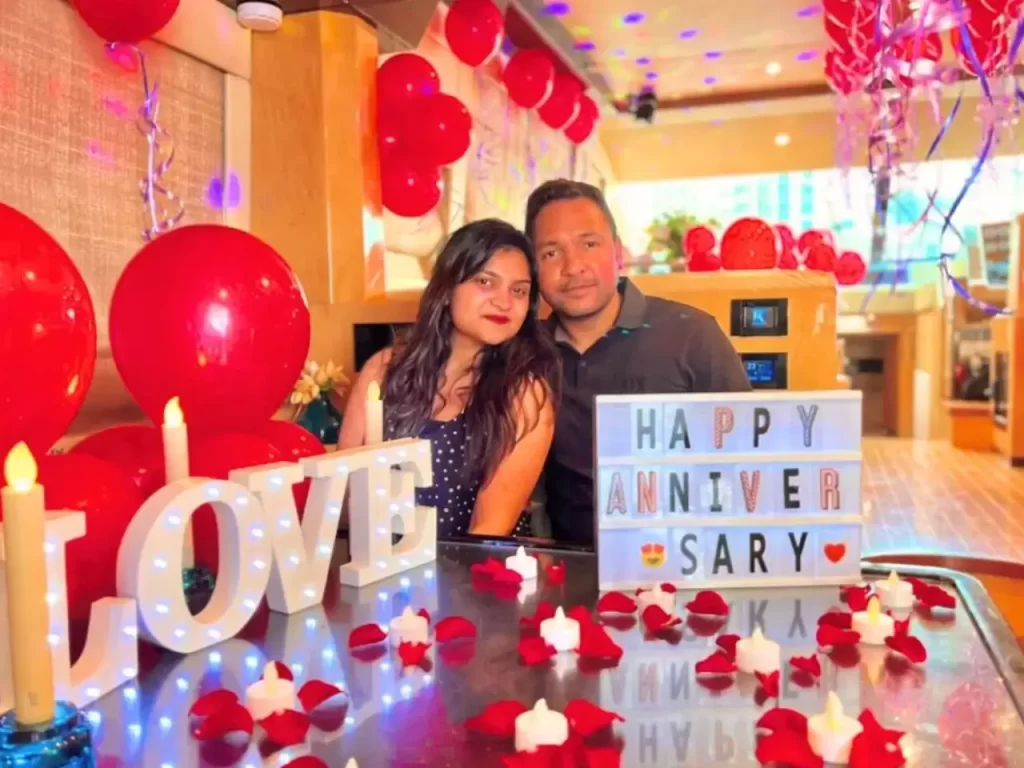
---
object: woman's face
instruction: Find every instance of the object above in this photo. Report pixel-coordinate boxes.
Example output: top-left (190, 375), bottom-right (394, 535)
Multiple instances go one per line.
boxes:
top-left (450, 247), bottom-right (532, 347)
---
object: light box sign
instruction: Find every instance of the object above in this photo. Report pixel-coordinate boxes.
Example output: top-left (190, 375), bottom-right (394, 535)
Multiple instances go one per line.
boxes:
top-left (595, 391), bottom-right (863, 590)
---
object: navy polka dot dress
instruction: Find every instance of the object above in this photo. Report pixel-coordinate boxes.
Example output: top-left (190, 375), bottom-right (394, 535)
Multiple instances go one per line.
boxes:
top-left (404, 414), bottom-right (532, 539)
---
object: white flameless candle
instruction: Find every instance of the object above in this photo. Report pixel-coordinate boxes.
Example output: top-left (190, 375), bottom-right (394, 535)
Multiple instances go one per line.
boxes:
top-left (539, 606), bottom-right (580, 652)
top-left (514, 699), bottom-right (569, 753)
top-left (365, 381), bottom-right (384, 445)
top-left (735, 625), bottom-right (781, 675)
top-left (635, 583), bottom-right (674, 615)
top-left (163, 397), bottom-right (194, 568)
top-left (808, 691), bottom-right (864, 764)
top-left (505, 546), bottom-right (538, 580)
top-left (852, 596), bottom-right (895, 645)
top-left (0, 443), bottom-right (56, 725)
top-left (875, 571), bottom-right (914, 610)
top-left (389, 606), bottom-right (429, 647)
top-left (245, 662), bottom-right (296, 721)
top-left (344, 761), bottom-right (359, 768)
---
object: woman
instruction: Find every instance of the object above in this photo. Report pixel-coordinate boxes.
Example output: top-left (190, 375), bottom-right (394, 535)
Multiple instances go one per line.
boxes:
top-left (338, 218), bottom-right (560, 538)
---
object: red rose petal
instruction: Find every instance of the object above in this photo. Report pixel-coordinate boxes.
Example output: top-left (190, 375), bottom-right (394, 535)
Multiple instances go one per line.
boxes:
top-left (697, 676), bottom-right (734, 693)
top-left (596, 592), bottom-right (638, 615)
top-left (565, 699), bottom-right (625, 737)
top-left (816, 624), bottom-right (861, 648)
top-left (686, 614), bottom-right (727, 637)
top-left (756, 670), bottom-right (780, 699)
top-left (418, 608), bottom-right (432, 626)
top-left (576, 622), bottom-right (624, 663)
top-left (398, 641), bottom-right (432, 666)
top-left (641, 605), bottom-right (681, 633)
top-left (893, 616), bottom-right (910, 636)
top-left (189, 689), bottom-right (239, 718)
top-left (789, 654), bottom-right (822, 678)
top-left (818, 610), bottom-right (854, 630)
top-left (843, 585), bottom-right (873, 612)
top-left (885, 634), bottom-right (927, 664)
top-left (581, 746), bottom-right (622, 768)
top-left (471, 557), bottom-right (504, 577)
top-left (350, 644), bottom-right (388, 663)
top-left (297, 679), bottom-right (345, 712)
top-left (348, 622), bottom-right (387, 649)
top-left (286, 758), bottom-right (329, 768)
top-left (756, 707), bottom-right (809, 736)
top-left (658, 583), bottom-right (678, 593)
top-left (685, 590), bottom-right (729, 616)
top-left (716, 633), bottom-right (741, 660)
top-left (438, 640), bottom-right (476, 666)
top-left (695, 650), bottom-right (736, 676)
top-left (849, 712), bottom-right (907, 768)
top-left (493, 567), bottom-right (525, 586)
top-left (600, 615), bottom-right (637, 632)
top-left (192, 702), bottom-right (254, 740)
top-left (904, 577), bottom-right (927, 597)
top-left (917, 582), bottom-right (956, 609)
top-left (520, 601), bottom-right (557, 632)
top-left (858, 709), bottom-right (905, 744)
top-left (268, 661), bottom-right (294, 681)
top-left (828, 644), bottom-right (862, 668)
top-left (435, 616), bottom-right (478, 642)
top-left (567, 605), bottom-right (593, 626)
top-left (466, 700), bottom-right (528, 738)
top-left (755, 729), bottom-right (824, 768)
top-left (546, 562), bottom-right (566, 585)
top-left (259, 709), bottom-right (311, 747)
top-left (518, 636), bottom-right (556, 666)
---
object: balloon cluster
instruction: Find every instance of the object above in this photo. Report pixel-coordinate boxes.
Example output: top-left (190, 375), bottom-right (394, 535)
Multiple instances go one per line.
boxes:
top-left (504, 49), bottom-right (598, 144)
top-left (682, 218), bottom-right (868, 286)
top-left (376, 54), bottom-right (471, 218)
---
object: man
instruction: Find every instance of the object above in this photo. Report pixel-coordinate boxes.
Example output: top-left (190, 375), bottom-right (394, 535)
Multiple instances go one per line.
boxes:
top-left (525, 179), bottom-right (751, 548)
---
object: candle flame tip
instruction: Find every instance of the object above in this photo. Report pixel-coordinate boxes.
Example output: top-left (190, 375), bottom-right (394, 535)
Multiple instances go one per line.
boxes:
top-left (535, 698), bottom-right (549, 712)
top-left (3, 441), bottom-right (37, 492)
top-left (164, 396), bottom-right (184, 427)
top-left (887, 571), bottom-right (900, 584)
top-left (751, 625), bottom-right (764, 642)
top-left (263, 661), bottom-right (279, 682)
top-left (516, 545), bottom-right (527, 557)
top-left (554, 606), bottom-right (566, 619)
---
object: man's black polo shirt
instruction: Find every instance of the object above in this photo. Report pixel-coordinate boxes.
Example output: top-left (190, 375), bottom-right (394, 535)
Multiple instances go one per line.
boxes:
top-left (544, 279), bottom-right (752, 547)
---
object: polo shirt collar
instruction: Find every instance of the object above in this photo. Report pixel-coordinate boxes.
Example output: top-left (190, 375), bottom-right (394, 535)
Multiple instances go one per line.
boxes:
top-left (547, 278), bottom-right (646, 341)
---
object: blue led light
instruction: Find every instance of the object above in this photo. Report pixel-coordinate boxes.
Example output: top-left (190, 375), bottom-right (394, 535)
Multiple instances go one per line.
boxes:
top-left (623, 12), bottom-right (645, 24)
top-left (208, 651), bottom-right (222, 665)
top-left (175, 677), bottom-right (189, 691)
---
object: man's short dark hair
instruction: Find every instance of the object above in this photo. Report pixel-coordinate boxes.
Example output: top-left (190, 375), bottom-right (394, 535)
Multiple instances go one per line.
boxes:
top-left (524, 179), bottom-right (618, 242)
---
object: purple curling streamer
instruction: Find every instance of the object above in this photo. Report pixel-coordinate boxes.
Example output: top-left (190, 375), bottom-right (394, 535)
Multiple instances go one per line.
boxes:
top-left (108, 43), bottom-right (185, 241)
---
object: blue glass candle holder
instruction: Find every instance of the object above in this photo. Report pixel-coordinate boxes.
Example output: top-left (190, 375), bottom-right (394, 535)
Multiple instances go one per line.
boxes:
top-left (0, 701), bottom-right (94, 767)
top-left (183, 565), bottom-right (216, 614)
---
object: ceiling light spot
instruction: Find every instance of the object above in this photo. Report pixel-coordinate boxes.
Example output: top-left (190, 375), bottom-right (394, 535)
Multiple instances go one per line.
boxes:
top-left (704, 51), bottom-right (723, 60)
top-left (796, 49), bottom-right (819, 62)
top-left (613, 48), bottom-right (626, 57)
top-left (543, 2), bottom-right (571, 16)
top-left (775, 133), bottom-right (791, 146)
top-left (765, 61), bottom-right (782, 75)
top-left (623, 12), bottom-right (645, 24)
top-left (796, 4), bottom-right (822, 17)
top-left (574, 41), bottom-right (596, 52)
top-left (679, 28), bottom-right (698, 39)
top-left (703, 76), bottom-right (718, 86)
top-left (645, 71), bottom-right (659, 81)
top-left (635, 56), bottom-right (651, 65)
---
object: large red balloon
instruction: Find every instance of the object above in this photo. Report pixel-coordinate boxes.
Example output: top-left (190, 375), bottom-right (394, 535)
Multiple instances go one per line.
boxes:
top-left (109, 225), bottom-right (310, 434)
top-left (0, 454), bottom-right (143, 622)
top-left (537, 74), bottom-right (582, 130)
top-left (804, 242), bottom-right (838, 272)
top-left (378, 109), bottom-right (410, 163)
top-left (71, 0), bottom-right (180, 43)
top-left (776, 224), bottom-right (799, 270)
top-left (253, 420), bottom-right (326, 518)
top-left (377, 54), bottom-right (440, 107)
top-left (684, 226), bottom-right (716, 259)
top-left (445, 0), bottom-right (504, 67)
top-left (503, 49), bottom-right (555, 108)
top-left (564, 96), bottom-right (598, 145)
top-left (70, 424), bottom-right (164, 499)
top-left (0, 203), bottom-right (96, 461)
top-left (418, 93), bottom-right (473, 166)
top-left (720, 218), bottom-right (778, 270)
top-left (835, 250), bottom-right (867, 285)
top-left (381, 158), bottom-right (442, 217)
top-left (189, 433), bottom-right (282, 574)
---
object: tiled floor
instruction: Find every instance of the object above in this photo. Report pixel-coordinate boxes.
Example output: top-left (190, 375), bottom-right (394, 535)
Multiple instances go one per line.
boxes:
top-left (862, 437), bottom-right (1024, 562)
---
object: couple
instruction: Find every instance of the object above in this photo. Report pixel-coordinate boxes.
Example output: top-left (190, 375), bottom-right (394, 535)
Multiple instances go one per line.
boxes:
top-left (338, 179), bottom-right (751, 547)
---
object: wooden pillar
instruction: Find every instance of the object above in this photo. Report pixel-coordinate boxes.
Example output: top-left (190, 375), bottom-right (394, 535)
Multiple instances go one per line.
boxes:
top-left (250, 11), bottom-right (388, 376)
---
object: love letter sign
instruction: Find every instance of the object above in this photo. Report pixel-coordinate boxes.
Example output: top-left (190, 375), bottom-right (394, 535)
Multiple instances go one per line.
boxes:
top-left (595, 391), bottom-right (863, 590)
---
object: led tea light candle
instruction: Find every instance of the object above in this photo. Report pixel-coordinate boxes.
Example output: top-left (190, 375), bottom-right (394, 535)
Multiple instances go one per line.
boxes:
top-left (389, 606), bottom-right (429, 647)
top-left (245, 662), bottom-right (296, 721)
top-left (875, 571), bottom-right (914, 610)
top-left (514, 699), bottom-right (569, 753)
top-left (735, 625), bottom-right (781, 675)
top-left (852, 596), bottom-right (895, 645)
top-left (365, 381), bottom-right (384, 445)
top-left (807, 691), bottom-right (864, 764)
top-left (0, 443), bottom-right (56, 726)
top-left (345, 761), bottom-right (359, 768)
top-left (505, 546), bottom-right (538, 580)
top-left (162, 396), bottom-right (194, 568)
top-left (539, 607), bottom-right (580, 653)
top-left (635, 583), bottom-right (674, 615)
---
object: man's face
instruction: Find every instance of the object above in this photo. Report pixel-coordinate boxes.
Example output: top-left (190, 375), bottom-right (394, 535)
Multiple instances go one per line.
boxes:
top-left (532, 198), bottom-right (621, 319)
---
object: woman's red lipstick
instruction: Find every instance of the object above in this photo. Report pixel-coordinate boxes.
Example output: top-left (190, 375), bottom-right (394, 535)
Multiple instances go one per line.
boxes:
top-left (484, 314), bottom-right (510, 325)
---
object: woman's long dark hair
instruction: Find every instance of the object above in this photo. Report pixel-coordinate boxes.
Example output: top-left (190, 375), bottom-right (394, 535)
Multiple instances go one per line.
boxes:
top-left (382, 218), bottom-right (560, 486)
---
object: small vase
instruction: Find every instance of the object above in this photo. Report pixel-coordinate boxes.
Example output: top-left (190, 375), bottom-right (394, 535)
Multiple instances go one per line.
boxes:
top-left (296, 393), bottom-right (342, 446)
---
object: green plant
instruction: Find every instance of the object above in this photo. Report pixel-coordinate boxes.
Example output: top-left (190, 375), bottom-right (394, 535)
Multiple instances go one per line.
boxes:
top-left (645, 212), bottom-right (719, 261)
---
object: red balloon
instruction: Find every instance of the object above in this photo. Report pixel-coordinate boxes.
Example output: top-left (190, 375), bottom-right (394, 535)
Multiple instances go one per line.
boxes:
top-left (70, 425), bottom-right (164, 499)
top-left (797, 229), bottom-right (832, 254)
top-left (835, 250), bottom-right (867, 285)
top-left (189, 433), bottom-right (282, 574)
top-left (720, 218), bottom-right (778, 270)
top-left (538, 74), bottom-right (582, 130)
top-left (503, 49), bottom-right (555, 108)
top-left (109, 225), bottom-right (310, 434)
top-left (804, 242), bottom-right (838, 272)
top-left (377, 54), bottom-right (440, 107)
top-left (0, 454), bottom-right (142, 622)
top-left (0, 203), bottom-right (96, 461)
top-left (253, 420), bottom-right (326, 517)
top-left (71, 0), bottom-right (179, 43)
top-left (684, 226), bottom-right (716, 258)
top-left (445, 0), bottom-right (504, 67)
top-left (381, 157), bottom-right (442, 217)
top-left (378, 109), bottom-right (410, 163)
top-left (565, 95), bottom-right (599, 144)
top-left (688, 252), bottom-right (722, 272)
top-left (418, 93), bottom-right (473, 166)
